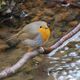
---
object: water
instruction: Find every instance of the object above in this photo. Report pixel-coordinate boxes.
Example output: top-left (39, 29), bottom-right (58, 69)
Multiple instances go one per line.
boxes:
top-left (48, 31), bottom-right (80, 80)
top-left (48, 31), bottom-right (80, 57)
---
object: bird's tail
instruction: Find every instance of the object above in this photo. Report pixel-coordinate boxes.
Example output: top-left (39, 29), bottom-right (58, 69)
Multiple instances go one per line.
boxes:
top-left (6, 33), bottom-right (20, 47)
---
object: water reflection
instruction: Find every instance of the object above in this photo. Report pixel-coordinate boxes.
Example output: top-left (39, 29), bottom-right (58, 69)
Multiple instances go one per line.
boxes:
top-left (48, 31), bottom-right (80, 80)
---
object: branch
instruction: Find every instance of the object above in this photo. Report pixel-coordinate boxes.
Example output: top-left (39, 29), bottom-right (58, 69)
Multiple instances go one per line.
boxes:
top-left (50, 23), bottom-right (80, 49)
top-left (0, 23), bottom-right (80, 79)
top-left (0, 47), bottom-right (44, 79)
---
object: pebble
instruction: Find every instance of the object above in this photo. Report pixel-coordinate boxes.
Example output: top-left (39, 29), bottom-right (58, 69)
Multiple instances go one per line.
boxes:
top-left (69, 52), bottom-right (78, 57)
top-left (60, 51), bottom-right (64, 53)
top-left (64, 47), bottom-right (69, 50)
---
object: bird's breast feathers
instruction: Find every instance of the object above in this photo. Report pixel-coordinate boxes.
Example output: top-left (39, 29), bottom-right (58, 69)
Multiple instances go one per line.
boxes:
top-left (38, 28), bottom-right (50, 42)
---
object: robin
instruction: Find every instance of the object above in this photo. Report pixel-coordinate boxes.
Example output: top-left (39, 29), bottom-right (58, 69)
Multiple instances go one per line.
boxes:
top-left (7, 21), bottom-right (50, 51)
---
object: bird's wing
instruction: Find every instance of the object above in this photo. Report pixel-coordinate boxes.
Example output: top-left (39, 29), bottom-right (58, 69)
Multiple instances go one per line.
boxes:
top-left (22, 33), bottom-right (43, 48)
top-left (22, 39), bottom-right (38, 47)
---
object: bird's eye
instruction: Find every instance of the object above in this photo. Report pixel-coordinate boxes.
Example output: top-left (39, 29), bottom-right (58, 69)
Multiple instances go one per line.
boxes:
top-left (40, 26), bottom-right (42, 28)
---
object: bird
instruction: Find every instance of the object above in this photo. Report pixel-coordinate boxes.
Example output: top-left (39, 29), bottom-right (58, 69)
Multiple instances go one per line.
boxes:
top-left (6, 21), bottom-right (50, 51)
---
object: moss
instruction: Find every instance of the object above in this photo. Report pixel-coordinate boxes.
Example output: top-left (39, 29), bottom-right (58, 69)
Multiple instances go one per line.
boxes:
top-left (55, 27), bottom-right (62, 37)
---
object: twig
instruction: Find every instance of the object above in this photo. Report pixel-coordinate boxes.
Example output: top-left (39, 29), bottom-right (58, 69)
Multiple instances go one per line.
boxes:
top-left (0, 47), bottom-right (44, 79)
top-left (50, 23), bottom-right (80, 49)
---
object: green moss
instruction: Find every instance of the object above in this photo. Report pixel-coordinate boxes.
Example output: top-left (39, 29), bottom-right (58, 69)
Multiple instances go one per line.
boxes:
top-left (55, 27), bottom-right (62, 37)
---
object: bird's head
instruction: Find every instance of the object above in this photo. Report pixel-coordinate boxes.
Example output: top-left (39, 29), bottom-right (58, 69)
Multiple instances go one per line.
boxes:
top-left (27, 21), bottom-right (51, 43)
top-left (37, 21), bottom-right (51, 42)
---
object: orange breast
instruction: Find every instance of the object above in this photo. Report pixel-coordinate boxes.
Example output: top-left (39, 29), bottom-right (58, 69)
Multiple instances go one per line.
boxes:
top-left (38, 28), bottom-right (50, 42)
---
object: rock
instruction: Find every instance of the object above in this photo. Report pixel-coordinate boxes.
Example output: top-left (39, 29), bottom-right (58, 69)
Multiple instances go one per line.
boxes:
top-left (54, 12), bottom-right (70, 22)
top-left (0, 39), bottom-right (9, 52)
top-left (66, 11), bottom-right (78, 22)
top-left (34, 56), bottom-right (43, 62)
top-left (68, 21), bottom-right (78, 27)
top-left (67, 42), bottom-right (76, 48)
top-left (44, 0), bottom-right (56, 8)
